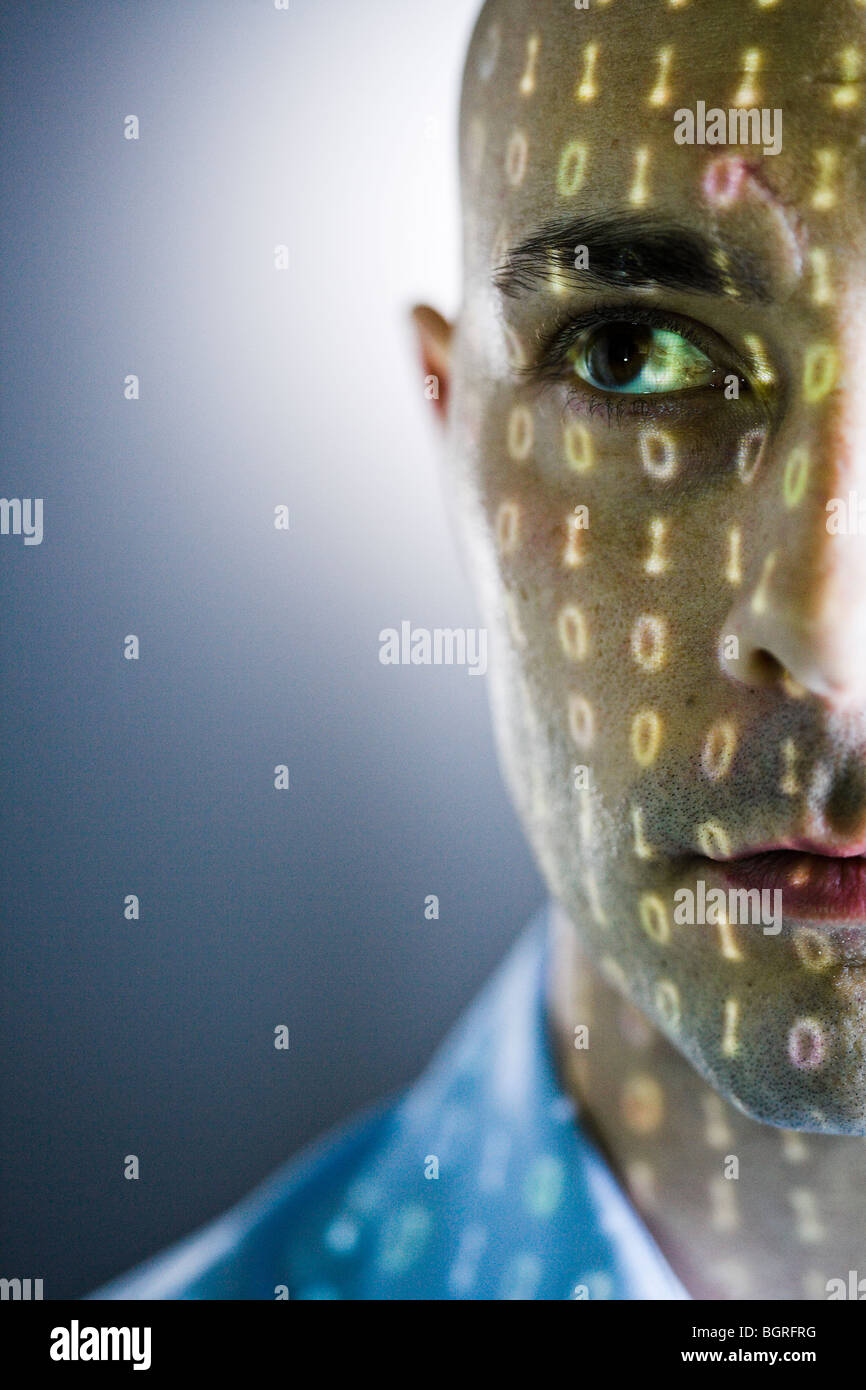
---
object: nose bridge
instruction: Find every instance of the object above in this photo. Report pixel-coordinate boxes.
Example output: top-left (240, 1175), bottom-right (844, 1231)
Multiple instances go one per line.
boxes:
top-left (779, 377), bottom-right (862, 620)
top-left (813, 378), bottom-right (866, 616)
top-left (725, 346), bottom-right (866, 705)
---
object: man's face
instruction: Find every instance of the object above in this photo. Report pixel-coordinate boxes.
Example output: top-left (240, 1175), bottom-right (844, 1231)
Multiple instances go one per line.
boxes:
top-left (447, 0), bottom-right (866, 1132)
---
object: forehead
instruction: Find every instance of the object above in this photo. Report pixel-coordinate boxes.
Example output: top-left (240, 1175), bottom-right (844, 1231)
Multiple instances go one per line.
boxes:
top-left (460, 0), bottom-right (866, 280)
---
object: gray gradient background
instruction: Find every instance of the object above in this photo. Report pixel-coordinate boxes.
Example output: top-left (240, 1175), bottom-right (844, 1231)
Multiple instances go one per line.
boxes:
top-left (0, 0), bottom-right (542, 1298)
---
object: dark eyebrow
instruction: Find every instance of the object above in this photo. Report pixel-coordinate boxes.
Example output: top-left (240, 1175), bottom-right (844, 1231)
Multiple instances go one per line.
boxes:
top-left (494, 212), bottom-right (772, 303)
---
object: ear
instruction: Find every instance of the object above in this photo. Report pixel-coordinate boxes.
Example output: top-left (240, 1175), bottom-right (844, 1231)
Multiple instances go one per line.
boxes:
top-left (411, 305), bottom-right (454, 422)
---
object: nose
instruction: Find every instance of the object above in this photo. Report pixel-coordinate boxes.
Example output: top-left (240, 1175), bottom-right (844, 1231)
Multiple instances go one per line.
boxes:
top-left (721, 394), bottom-right (866, 710)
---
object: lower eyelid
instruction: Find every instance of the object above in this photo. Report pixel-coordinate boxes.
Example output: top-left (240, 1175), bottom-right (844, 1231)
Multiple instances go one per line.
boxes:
top-left (558, 374), bottom-right (748, 424)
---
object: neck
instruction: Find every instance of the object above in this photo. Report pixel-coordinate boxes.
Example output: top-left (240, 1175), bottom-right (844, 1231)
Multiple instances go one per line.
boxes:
top-left (547, 903), bottom-right (866, 1301)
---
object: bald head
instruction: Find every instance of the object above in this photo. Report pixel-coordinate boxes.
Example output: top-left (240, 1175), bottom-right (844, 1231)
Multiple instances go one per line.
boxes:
top-left (458, 0), bottom-right (866, 283)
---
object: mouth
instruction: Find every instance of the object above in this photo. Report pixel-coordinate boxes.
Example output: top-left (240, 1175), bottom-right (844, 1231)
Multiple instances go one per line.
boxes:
top-left (714, 842), bottom-right (866, 924)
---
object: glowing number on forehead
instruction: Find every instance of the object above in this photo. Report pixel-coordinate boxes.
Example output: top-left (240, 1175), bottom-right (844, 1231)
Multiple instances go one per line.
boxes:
top-left (697, 821), bottom-right (731, 859)
top-left (564, 420), bottom-right (594, 472)
top-left (732, 49), bottom-right (762, 107)
top-left (563, 509), bottom-right (587, 569)
top-left (640, 429), bottom-right (678, 481)
top-left (783, 447), bottom-right (810, 509)
top-left (648, 47), bottom-right (673, 107)
top-left (832, 47), bottom-right (862, 108)
top-left (505, 130), bottom-right (529, 188)
top-left (811, 150), bottom-right (839, 210)
top-left (568, 693), bottom-right (594, 749)
top-left (802, 343), bottom-right (838, 403)
top-left (495, 500), bottom-right (521, 556)
top-left (644, 517), bottom-right (669, 575)
top-left (725, 527), bottom-right (742, 585)
top-left (630, 709), bottom-right (662, 766)
top-left (701, 721), bottom-right (737, 780)
top-left (507, 405), bottom-right (534, 460)
top-left (575, 43), bottom-right (599, 103)
top-left (557, 142), bottom-right (588, 197)
top-left (518, 34), bottom-right (540, 97)
top-left (736, 428), bottom-right (767, 484)
top-left (557, 605), bottom-right (589, 661)
top-left (721, 998), bottom-right (740, 1058)
top-left (788, 1019), bottom-right (826, 1070)
top-left (629, 147), bottom-right (651, 207)
top-left (631, 615), bottom-right (668, 672)
top-left (654, 979), bottom-right (680, 1030)
top-left (702, 156), bottom-right (747, 209)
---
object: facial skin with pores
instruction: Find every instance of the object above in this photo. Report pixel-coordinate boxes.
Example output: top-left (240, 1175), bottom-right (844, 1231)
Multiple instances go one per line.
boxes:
top-left (415, 0), bottom-right (866, 1145)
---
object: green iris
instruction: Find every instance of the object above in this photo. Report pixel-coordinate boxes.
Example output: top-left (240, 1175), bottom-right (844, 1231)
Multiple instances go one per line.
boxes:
top-left (571, 323), bottom-right (716, 395)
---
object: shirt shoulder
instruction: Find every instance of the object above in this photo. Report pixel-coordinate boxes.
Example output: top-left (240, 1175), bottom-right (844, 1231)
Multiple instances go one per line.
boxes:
top-left (87, 1100), bottom-right (398, 1300)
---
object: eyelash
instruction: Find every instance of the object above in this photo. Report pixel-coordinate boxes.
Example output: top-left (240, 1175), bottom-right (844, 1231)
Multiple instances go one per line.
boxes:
top-left (524, 301), bottom-right (751, 419)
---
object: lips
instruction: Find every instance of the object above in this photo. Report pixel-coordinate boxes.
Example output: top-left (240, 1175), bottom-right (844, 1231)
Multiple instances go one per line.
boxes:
top-left (719, 848), bottom-right (866, 922)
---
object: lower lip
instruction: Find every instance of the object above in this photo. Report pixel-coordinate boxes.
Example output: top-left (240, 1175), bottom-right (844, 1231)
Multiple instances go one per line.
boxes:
top-left (720, 851), bottom-right (866, 922)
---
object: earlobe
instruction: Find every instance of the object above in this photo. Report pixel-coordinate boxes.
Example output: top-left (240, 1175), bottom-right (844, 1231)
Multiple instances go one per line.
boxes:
top-left (411, 305), bottom-right (454, 421)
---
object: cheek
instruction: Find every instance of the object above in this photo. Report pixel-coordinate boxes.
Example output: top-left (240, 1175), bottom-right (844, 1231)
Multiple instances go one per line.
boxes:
top-left (475, 392), bottom-right (764, 807)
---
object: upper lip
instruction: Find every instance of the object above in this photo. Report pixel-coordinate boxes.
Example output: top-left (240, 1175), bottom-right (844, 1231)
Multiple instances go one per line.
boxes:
top-left (710, 838), bottom-right (866, 861)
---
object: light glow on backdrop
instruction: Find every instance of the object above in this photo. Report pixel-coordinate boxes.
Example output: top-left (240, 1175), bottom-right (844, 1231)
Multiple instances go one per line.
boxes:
top-left (0, 0), bottom-right (541, 1297)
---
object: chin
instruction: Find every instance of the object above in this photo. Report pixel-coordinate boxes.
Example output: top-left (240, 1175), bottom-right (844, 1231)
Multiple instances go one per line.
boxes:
top-left (683, 1026), bottom-right (866, 1136)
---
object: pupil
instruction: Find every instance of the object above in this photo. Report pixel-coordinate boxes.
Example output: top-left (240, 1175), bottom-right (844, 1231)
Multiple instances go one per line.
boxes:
top-left (587, 323), bottom-right (652, 388)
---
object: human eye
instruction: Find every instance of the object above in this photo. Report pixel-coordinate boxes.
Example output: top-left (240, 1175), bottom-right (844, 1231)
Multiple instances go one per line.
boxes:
top-left (528, 303), bottom-right (752, 406)
top-left (573, 322), bottom-right (715, 394)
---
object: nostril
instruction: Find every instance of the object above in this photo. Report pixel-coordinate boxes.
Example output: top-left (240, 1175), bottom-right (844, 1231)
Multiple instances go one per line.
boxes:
top-left (743, 647), bottom-right (786, 688)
